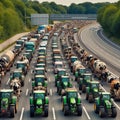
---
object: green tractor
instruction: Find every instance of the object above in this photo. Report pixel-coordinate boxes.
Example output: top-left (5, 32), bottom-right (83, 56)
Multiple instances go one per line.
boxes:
top-left (29, 90), bottom-right (49, 117)
top-left (62, 88), bottom-right (82, 116)
top-left (57, 76), bottom-right (72, 95)
top-left (16, 61), bottom-right (28, 75)
top-left (86, 81), bottom-right (102, 103)
top-left (94, 92), bottom-right (117, 118)
top-left (55, 68), bottom-right (67, 86)
top-left (10, 69), bottom-right (25, 86)
top-left (75, 67), bottom-right (86, 81)
top-left (33, 67), bottom-right (46, 76)
top-left (0, 89), bottom-right (18, 118)
top-left (78, 73), bottom-right (92, 93)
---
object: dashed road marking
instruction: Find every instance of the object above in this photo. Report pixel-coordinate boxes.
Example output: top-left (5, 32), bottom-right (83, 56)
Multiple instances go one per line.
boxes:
top-left (6, 78), bottom-right (10, 85)
top-left (52, 107), bottom-right (56, 120)
top-left (83, 106), bottom-right (91, 120)
top-left (26, 89), bottom-right (29, 96)
top-left (50, 89), bottom-right (52, 96)
top-left (20, 107), bottom-right (24, 120)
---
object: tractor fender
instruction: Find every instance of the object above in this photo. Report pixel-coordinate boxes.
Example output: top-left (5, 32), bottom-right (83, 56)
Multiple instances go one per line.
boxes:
top-left (86, 87), bottom-right (90, 93)
top-left (57, 81), bottom-right (60, 87)
top-left (75, 71), bottom-right (78, 77)
top-left (12, 96), bottom-right (17, 104)
top-left (77, 97), bottom-right (81, 104)
top-left (63, 96), bottom-right (67, 105)
top-left (32, 81), bottom-right (35, 87)
top-left (95, 98), bottom-right (100, 105)
top-left (45, 97), bottom-right (49, 104)
top-left (44, 81), bottom-right (48, 87)
top-left (30, 97), bottom-right (33, 105)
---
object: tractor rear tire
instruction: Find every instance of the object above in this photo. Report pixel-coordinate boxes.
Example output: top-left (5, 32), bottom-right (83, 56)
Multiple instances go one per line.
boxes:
top-left (64, 105), bottom-right (69, 116)
top-left (30, 106), bottom-right (34, 117)
top-left (94, 103), bottom-right (99, 113)
top-left (15, 101), bottom-right (18, 113)
top-left (82, 85), bottom-right (86, 93)
top-left (99, 107), bottom-right (105, 118)
top-left (112, 107), bottom-right (117, 118)
top-left (86, 93), bottom-right (88, 100)
top-left (77, 105), bottom-right (82, 116)
top-left (21, 80), bottom-right (24, 87)
top-left (10, 106), bottom-right (15, 118)
top-left (79, 84), bottom-right (82, 90)
top-left (44, 106), bottom-right (48, 117)
top-left (88, 94), bottom-right (93, 103)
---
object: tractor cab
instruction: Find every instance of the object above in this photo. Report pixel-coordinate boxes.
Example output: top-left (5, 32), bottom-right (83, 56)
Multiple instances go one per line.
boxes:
top-left (35, 63), bottom-right (45, 68)
top-left (10, 69), bottom-right (23, 79)
top-left (70, 56), bottom-right (77, 63)
top-left (78, 68), bottom-right (86, 76)
top-left (34, 68), bottom-right (46, 75)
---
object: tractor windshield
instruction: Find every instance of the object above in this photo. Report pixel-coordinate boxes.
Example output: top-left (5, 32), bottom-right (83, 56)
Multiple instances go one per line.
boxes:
top-left (35, 77), bottom-right (44, 83)
top-left (17, 63), bottom-right (25, 68)
top-left (35, 70), bottom-right (44, 75)
top-left (91, 83), bottom-right (99, 88)
top-left (62, 77), bottom-right (69, 82)
top-left (1, 92), bottom-right (11, 98)
top-left (13, 72), bottom-right (21, 78)
top-left (78, 69), bottom-right (86, 74)
top-left (84, 75), bottom-right (92, 80)
top-left (34, 93), bottom-right (45, 99)
top-left (102, 94), bottom-right (110, 100)
top-left (68, 92), bottom-right (77, 98)
top-left (58, 71), bottom-right (66, 76)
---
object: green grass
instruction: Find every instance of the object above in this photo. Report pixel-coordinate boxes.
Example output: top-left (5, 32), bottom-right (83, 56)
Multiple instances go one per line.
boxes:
top-left (103, 31), bottom-right (120, 46)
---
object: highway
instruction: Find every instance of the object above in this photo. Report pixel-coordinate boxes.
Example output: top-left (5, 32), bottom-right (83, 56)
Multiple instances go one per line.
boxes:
top-left (0, 22), bottom-right (120, 120)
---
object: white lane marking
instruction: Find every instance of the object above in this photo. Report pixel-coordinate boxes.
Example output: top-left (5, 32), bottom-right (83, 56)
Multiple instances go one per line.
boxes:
top-left (52, 107), bottom-right (56, 120)
top-left (26, 89), bottom-right (29, 96)
top-left (20, 107), bottom-right (24, 120)
top-left (31, 70), bottom-right (33, 74)
top-left (29, 78), bottom-right (31, 82)
top-left (100, 85), bottom-right (120, 110)
top-left (48, 77), bottom-right (51, 82)
top-left (50, 89), bottom-right (52, 96)
top-left (6, 78), bottom-right (10, 85)
top-left (82, 106), bottom-right (91, 120)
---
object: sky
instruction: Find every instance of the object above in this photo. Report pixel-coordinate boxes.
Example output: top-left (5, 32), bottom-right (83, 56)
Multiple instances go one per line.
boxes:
top-left (36, 0), bottom-right (118, 6)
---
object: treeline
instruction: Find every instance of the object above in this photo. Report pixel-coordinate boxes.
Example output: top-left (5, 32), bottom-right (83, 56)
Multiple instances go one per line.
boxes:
top-left (97, 1), bottom-right (120, 38)
top-left (0, 0), bottom-right (108, 41)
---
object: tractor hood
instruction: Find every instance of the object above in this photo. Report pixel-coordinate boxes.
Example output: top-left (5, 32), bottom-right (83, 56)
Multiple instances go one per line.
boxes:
top-left (93, 88), bottom-right (98, 92)
top-left (1, 98), bottom-right (9, 109)
top-left (70, 97), bottom-right (76, 104)
top-left (37, 82), bottom-right (43, 86)
top-left (105, 100), bottom-right (112, 109)
top-left (63, 82), bottom-right (68, 87)
top-left (36, 98), bottom-right (42, 105)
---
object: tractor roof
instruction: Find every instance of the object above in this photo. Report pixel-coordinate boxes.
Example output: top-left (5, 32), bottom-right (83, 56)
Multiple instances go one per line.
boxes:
top-left (61, 76), bottom-right (69, 78)
top-left (84, 73), bottom-right (92, 76)
top-left (35, 67), bottom-right (45, 70)
top-left (55, 61), bottom-right (63, 64)
top-left (0, 89), bottom-right (13, 93)
top-left (90, 81), bottom-right (99, 84)
top-left (101, 92), bottom-right (110, 95)
top-left (33, 90), bottom-right (45, 94)
top-left (17, 61), bottom-right (26, 64)
top-left (35, 75), bottom-right (45, 78)
top-left (65, 88), bottom-right (77, 92)
top-left (57, 68), bottom-right (66, 71)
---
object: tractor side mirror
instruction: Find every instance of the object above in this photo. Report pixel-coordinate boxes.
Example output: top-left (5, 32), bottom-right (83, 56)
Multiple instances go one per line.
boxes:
top-left (30, 93), bottom-right (32, 96)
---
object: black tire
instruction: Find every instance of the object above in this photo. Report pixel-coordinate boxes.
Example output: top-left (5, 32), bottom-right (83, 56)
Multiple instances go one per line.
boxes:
top-left (30, 106), bottom-right (34, 117)
top-left (58, 88), bottom-right (62, 95)
top-left (77, 105), bottom-right (82, 116)
top-left (64, 105), bottom-right (69, 116)
top-left (99, 107), bottom-right (105, 118)
top-left (86, 93), bottom-right (88, 100)
top-left (10, 106), bottom-right (15, 118)
top-left (88, 94), bottom-right (93, 103)
top-left (112, 107), bottom-right (117, 118)
top-left (21, 80), bottom-right (24, 87)
top-left (44, 106), bottom-right (48, 117)
top-left (15, 102), bottom-right (18, 113)
top-left (82, 85), bottom-right (86, 93)
top-left (94, 103), bottom-right (99, 113)
top-left (79, 84), bottom-right (82, 90)
top-left (57, 87), bottom-right (59, 93)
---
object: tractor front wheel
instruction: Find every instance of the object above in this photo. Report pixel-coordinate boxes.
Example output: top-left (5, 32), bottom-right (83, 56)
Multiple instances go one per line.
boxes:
top-left (44, 106), bottom-right (48, 117)
top-left (77, 105), bottom-right (82, 116)
top-left (99, 107), bottom-right (105, 118)
top-left (112, 107), bottom-right (117, 118)
top-left (30, 106), bottom-right (34, 117)
top-left (10, 106), bottom-right (15, 118)
top-left (64, 105), bottom-right (69, 116)
top-left (88, 94), bottom-right (93, 103)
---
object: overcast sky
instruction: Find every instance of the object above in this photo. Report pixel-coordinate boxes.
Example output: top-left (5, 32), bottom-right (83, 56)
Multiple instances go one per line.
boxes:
top-left (35, 0), bottom-right (118, 6)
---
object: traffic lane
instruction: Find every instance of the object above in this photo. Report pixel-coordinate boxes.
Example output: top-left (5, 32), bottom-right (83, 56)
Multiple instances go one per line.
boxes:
top-left (80, 24), bottom-right (120, 76)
